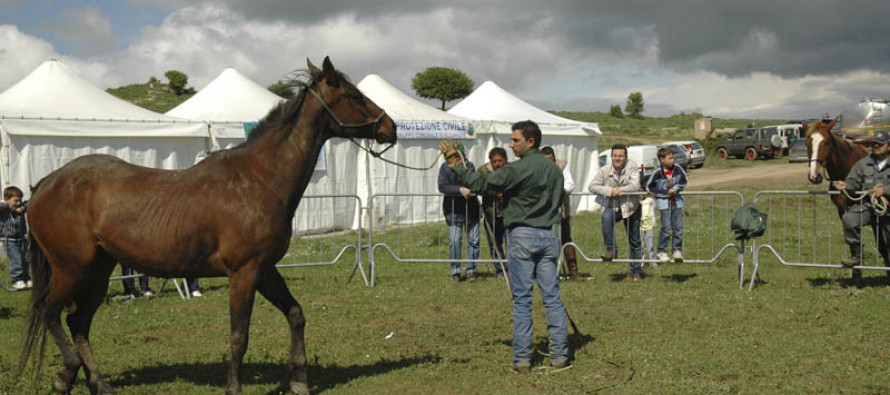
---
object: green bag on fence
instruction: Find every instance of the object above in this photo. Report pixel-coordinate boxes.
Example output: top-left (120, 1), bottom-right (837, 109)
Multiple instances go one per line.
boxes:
top-left (731, 203), bottom-right (767, 240)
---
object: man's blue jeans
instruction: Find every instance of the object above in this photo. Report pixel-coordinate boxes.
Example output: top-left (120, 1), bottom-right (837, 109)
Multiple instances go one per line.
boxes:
top-left (602, 206), bottom-right (643, 276)
top-left (4, 238), bottom-right (30, 283)
top-left (449, 220), bottom-right (480, 276)
top-left (506, 226), bottom-right (569, 366)
top-left (658, 204), bottom-right (684, 253)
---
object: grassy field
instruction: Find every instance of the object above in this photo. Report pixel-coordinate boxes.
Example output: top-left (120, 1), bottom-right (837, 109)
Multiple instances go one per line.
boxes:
top-left (1, 186), bottom-right (889, 395)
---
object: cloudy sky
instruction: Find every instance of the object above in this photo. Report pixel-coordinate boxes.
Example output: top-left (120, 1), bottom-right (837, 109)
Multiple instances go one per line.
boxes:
top-left (1, 0), bottom-right (888, 119)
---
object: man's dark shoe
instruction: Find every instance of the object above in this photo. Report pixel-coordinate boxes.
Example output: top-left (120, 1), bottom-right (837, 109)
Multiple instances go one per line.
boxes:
top-left (550, 360), bottom-right (573, 372)
top-left (451, 274), bottom-right (461, 282)
top-left (601, 251), bottom-right (615, 262)
top-left (841, 257), bottom-right (860, 267)
top-left (467, 272), bottom-right (476, 282)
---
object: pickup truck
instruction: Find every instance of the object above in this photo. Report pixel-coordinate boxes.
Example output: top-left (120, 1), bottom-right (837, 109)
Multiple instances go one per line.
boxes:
top-left (715, 127), bottom-right (784, 160)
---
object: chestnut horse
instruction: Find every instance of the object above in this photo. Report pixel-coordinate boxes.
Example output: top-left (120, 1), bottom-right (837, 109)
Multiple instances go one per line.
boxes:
top-left (19, 57), bottom-right (396, 395)
top-left (805, 117), bottom-right (868, 217)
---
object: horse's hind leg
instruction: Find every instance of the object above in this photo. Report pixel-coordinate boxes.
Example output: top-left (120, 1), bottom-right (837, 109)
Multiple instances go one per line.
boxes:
top-left (45, 297), bottom-right (83, 393)
top-left (257, 269), bottom-right (308, 395)
top-left (66, 257), bottom-right (117, 395)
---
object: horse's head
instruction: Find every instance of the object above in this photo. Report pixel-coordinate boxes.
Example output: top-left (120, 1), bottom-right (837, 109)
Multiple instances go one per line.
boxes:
top-left (307, 57), bottom-right (397, 146)
top-left (803, 116), bottom-right (838, 184)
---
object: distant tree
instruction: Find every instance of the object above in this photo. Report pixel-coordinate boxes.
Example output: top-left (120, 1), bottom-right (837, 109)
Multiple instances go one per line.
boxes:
top-left (164, 70), bottom-right (189, 96)
top-left (148, 76), bottom-right (159, 88)
top-left (411, 67), bottom-right (474, 110)
top-left (609, 104), bottom-right (624, 118)
top-left (268, 80), bottom-right (295, 99)
top-left (625, 91), bottom-right (645, 119)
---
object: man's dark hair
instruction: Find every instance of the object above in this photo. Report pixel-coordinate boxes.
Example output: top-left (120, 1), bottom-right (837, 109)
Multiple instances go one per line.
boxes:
top-left (3, 186), bottom-right (23, 200)
top-left (540, 146), bottom-right (555, 157)
top-left (657, 147), bottom-right (673, 159)
top-left (488, 147), bottom-right (507, 160)
top-left (511, 120), bottom-right (542, 148)
top-left (611, 143), bottom-right (628, 156)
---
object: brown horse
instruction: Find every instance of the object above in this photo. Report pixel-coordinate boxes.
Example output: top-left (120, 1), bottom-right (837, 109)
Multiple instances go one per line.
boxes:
top-left (805, 117), bottom-right (869, 217)
top-left (19, 57), bottom-right (396, 395)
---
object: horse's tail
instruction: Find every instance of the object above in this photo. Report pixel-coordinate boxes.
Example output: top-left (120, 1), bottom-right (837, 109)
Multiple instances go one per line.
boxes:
top-left (17, 230), bottom-right (51, 384)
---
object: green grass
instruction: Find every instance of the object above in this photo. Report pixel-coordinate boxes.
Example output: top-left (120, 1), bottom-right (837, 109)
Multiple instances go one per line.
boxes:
top-left (1, 189), bottom-right (889, 394)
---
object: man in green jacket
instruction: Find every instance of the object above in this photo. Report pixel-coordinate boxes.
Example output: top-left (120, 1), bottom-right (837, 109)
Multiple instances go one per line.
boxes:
top-left (439, 120), bottom-right (570, 373)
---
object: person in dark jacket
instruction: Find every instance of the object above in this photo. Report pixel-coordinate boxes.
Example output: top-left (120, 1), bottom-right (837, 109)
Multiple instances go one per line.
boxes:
top-left (438, 143), bottom-right (480, 281)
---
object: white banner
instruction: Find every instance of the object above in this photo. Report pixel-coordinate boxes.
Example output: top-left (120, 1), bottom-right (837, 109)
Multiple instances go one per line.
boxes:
top-left (396, 120), bottom-right (476, 139)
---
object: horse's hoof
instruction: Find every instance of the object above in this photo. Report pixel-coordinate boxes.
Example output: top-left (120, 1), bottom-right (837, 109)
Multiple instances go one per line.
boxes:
top-left (290, 381), bottom-right (310, 395)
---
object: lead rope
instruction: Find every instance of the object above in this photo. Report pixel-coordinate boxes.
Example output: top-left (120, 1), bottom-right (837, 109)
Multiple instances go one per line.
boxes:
top-left (349, 138), bottom-right (443, 171)
top-left (823, 166), bottom-right (890, 215)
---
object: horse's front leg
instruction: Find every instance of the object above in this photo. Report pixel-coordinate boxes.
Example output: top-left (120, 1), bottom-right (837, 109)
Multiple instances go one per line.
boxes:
top-left (257, 269), bottom-right (308, 395)
top-left (227, 266), bottom-right (259, 395)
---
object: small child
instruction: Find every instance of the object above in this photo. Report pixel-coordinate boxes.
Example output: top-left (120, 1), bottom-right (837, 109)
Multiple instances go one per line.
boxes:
top-left (646, 147), bottom-right (689, 263)
top-left (639, 194), bottom-right (658, 267)
top-left (0, 186), bottom-right (31, 290)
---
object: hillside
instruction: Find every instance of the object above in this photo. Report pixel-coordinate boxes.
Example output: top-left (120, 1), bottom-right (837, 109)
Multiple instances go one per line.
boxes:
top-left (552, 110), bottom-right (787, 147)
top-left (106, 80), bottom-right (193, 114)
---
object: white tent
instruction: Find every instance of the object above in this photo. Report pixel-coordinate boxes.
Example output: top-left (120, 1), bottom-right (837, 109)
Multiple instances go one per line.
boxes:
top-left (0, 60), bottom-right (208, 195)
top-left (448, 81), bottom-right (602, 212)
top-left (165, 67), bottom-right (362, 233)
top-left (357, 74), bottom-right (481, 227)
top-left (166, 67), bottom-right (282, 148)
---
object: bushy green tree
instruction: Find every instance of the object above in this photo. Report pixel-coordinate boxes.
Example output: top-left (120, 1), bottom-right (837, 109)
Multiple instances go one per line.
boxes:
top-left (625, 91), bottom-right (645, 119)
top-left (609, 104), bottom-right (624, 118)
top-left (268, 80), bottom-right (295, 99)
top-left (411, 67), bottom-right (474, 110)
top-left (164, 70), bottom-right (189, 96)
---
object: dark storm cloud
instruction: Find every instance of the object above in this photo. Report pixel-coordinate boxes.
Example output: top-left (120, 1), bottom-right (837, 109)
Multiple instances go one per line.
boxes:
top-left (205, 0), bottom-right (890, 79)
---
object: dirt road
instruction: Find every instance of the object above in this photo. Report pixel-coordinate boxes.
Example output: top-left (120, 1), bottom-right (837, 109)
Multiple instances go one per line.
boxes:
top-left (687, 162), bottom-right (815, 190)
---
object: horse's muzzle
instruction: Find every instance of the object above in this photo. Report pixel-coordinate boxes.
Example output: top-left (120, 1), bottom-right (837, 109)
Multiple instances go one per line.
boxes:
top-left (808, 173), bottom-right (823, 184)
top-left (374, 116), bottom-right (397, 144)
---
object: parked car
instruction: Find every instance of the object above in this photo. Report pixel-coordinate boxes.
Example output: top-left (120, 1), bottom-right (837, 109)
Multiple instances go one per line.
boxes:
top-left (663, 140), bottom-right (706, 168)
top-left (658, 144), bottom-right (690, 170)
top-left (776, 124), bottom-right (806, 156)
top-left (787, 138), bottom-right (809, 163)
top-left (715, 127), bottom-right (784, 160)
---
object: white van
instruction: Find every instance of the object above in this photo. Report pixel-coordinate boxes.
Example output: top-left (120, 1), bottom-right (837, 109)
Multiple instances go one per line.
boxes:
top-left (598, 145), bottom-right (660, 185)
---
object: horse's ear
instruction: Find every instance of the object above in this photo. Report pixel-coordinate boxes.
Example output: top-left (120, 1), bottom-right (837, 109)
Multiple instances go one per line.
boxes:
top-left (828, 116), bottom-right (839, 130)
top-left (802, 121), bottom-right (809, 132)
top-left (307, 58), bottom-right (321, 78)
top-left (322, 56), bottom-right (339, 88)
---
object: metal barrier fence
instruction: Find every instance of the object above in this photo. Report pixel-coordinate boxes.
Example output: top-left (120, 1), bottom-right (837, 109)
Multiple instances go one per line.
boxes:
top-left (368, 193), bottom-right (506, 287)
top-left (368, 191), bottom-right (750, 288)
top-left (567, 191), bottom-right (748, 287)
top-left (749, 190), bottom-right (890, 290)
top-left (277, 195), bottom-right (367, 285)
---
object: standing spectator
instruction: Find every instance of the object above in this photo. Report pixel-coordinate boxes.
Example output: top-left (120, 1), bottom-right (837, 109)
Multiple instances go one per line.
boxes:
top-left (541, 146), bottom-right (581, 281)
top-left (1, 186), bottom-right (30, 290)
top-left (438, 143), bottom-right (481, 282)
top-left (588, 144), bottom-right (644, 282)
top-left (477, 147), bottom-right (508, 278)
top-left (640, 194), bottom-right (658, 267)
top-left (121, 267), bottom-right (152, 298)
top-left (440, 120), bottom-right (571, 373)
top-left (646, 147), bottom-right (688, 263)
top-left (833, 131), bottom-right (890, 269)
top-left (187, 278), bottom-right (203, 297)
